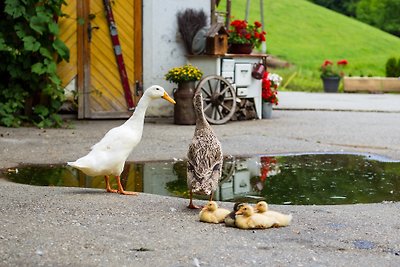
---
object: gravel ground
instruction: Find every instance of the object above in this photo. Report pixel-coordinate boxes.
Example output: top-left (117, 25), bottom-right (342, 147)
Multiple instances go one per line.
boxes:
top-left (1, 109), bottom-right (400, 266)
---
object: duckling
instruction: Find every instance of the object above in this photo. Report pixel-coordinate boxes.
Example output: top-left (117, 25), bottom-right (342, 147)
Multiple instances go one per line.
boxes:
top-left (254, 201), bottom-right (292, 227)
top-left (224, 202), bottom-right (244, 227)
top-left (235, 204), bottom-right (279, 230)
top-left (199, 201), bottom-right (230, 224)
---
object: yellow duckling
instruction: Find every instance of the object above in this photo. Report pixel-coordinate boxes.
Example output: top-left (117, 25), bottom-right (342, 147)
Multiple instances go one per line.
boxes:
top-left (254, 201), bottom-right (292, 227)
top-left (235, 204), bottom-right (278, 230)
top-left (199, 201), bottom-right (230, 224)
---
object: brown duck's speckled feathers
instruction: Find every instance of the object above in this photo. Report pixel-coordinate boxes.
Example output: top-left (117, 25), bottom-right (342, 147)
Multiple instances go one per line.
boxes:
top-left (187, 93), bottom-right (223, 195)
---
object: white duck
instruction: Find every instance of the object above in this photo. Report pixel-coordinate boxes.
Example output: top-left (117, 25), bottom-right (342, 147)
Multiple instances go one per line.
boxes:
top-left (67, 85), bottom-right (175, 195)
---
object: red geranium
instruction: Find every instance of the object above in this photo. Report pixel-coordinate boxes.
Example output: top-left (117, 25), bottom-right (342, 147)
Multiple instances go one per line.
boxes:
top-left (254, 21), bottom-right (262, 28)
top-left (261, 71), bottom-right (281, 105)
top-left (320, 59), bottom-right (348, 78)
top-left (228, 19), bottom-right (267, 49)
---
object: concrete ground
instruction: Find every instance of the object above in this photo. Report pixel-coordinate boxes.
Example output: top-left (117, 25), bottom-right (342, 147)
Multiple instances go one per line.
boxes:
top-left (1, 92), bottom-right (400, 266)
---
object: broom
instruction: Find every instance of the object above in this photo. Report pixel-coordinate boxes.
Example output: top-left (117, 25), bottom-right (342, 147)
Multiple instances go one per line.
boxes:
top-left (177, 9), bottom-right (208, 54)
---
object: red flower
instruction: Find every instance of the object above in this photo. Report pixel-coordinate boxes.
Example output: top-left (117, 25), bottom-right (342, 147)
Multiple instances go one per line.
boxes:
top-left (228, 19), bottom-right (266, 48)
top-left (323, 60), bottom-right (333, 66)
top-left (261, 72), bottom-right (279, 105)
top-left (320, 59), bottom-right (348, 78)
top-left (260, 157), bottom-right (277, 181)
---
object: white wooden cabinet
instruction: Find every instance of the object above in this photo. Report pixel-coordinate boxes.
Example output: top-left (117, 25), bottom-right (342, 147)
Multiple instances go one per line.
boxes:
top-left (187, 54), bottom-right (267, 119)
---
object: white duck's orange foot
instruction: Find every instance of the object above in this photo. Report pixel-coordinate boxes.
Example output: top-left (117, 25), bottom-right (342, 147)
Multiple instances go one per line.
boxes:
top-left (118, 190), bottom-right (139, 196)
top-left (106, 188), bottom-right (118, 193)
top-left (114, 176), bottom-right (138, 195)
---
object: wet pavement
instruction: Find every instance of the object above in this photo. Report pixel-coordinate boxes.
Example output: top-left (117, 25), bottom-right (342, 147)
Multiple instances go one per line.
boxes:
top-left (1, 92), bottom-right (400, 266)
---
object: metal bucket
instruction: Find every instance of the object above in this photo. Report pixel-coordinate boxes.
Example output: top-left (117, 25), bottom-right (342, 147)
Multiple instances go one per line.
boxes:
top-left (173, 81), bottom-right (196, 125)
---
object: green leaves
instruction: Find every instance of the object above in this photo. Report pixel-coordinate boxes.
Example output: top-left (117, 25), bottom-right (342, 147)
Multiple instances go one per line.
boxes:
top-left (0, 0), bottom-right (70, 128)
top-left (30, 15), bottom-right (48, 35)
top-left (4, 0), bottom-right (26, 18)
top-left (23, 36), bottom-right (40, 51)
top-left (53, 38), bottom-right (70, 61)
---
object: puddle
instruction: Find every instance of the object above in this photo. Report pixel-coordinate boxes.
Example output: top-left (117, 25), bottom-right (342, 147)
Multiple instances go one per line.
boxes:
top-left (2, 153), bottom-right (400, 205)
top-left (353, 240), bottom-right (375, 250)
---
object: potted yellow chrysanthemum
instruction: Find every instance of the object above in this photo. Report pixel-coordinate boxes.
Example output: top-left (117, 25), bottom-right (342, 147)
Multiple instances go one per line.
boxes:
top-left (164, 64), bottom-right (203, 125)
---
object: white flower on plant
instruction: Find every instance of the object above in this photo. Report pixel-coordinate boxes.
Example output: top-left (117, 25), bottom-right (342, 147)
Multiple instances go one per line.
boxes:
top-left (267, 73), bottom-right (283, 86)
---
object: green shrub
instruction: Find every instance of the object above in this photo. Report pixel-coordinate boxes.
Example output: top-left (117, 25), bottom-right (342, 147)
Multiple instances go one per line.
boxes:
top-left (0, 0), bottom-right (69, 127)
top-left (397, 58), bottom-right (400, 77)
top-left (385, 57), bottom-right (398, 77)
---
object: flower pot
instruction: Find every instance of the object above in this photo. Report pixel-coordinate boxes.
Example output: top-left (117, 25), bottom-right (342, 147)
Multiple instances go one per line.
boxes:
top-left (228, 43), bottom-right (253, 54)
top-left (322, 77), bottom-right (340, 93)
top-left (262, 102), bottom-right (273, 119)
top-left (173, 81), bottom-right (196, 125)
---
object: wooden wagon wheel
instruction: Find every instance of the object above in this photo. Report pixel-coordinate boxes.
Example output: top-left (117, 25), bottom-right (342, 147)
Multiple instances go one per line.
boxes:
top-left (219, 156), bottom-right (236, 185)
top-left (195, 75), bottom-right (237, 124)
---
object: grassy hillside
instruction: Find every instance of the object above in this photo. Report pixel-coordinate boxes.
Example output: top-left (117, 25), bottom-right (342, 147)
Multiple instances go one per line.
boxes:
top-left (218, 0), bottom-right (400, 91)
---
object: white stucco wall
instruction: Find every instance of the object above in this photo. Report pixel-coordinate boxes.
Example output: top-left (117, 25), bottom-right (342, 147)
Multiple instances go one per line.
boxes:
top-left (142, 0), bottom-right (210, 116)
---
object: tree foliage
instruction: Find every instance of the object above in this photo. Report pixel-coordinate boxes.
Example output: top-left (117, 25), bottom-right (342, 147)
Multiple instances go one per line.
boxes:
top-left (309, 0), bottom-right (400, 37)
top-left (356, 0), bottom-right (400, 37)
top-left (308, 0), bottom-right (360, 17)
top-left (0, 0), bottom-right (69, 127)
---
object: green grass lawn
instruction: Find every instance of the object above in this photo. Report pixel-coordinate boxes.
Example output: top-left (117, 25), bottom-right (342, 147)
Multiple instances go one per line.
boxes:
top-left (218, 0), bottom-right (400, 91)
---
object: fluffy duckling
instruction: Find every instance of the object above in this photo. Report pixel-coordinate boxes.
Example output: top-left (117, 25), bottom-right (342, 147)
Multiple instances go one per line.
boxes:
top-left (254, 201), bottom-right (292, 227)
top-left (224, 202), bottom-right (244, 227)
top-left (235, 204), bottom-right (279, 230)
top-left (199, 201), bottom-right (230, 224)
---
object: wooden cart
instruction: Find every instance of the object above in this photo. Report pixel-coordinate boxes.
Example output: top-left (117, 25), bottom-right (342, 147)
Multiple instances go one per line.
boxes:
top-left (187, 54), bottom-right (267, 124)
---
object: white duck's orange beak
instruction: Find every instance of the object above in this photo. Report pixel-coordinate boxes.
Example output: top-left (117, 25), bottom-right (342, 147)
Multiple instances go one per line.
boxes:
top-left (162, 92), bottom-right (176, 104)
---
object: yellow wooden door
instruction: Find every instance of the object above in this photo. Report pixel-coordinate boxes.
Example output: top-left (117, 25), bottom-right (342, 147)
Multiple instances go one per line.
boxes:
top-left (57, 1), bottom-right (78, 103)
top-left (58, 0), bottom-right (142, 119)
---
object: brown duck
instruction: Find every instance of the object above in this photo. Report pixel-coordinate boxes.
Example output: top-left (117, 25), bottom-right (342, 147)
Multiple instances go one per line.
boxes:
top-left (186, 92), bottom-right (223, 209)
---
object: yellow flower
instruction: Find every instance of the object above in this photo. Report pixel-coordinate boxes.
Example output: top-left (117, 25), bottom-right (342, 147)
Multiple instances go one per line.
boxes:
top-left (165, 64), bottom-right (203, 84)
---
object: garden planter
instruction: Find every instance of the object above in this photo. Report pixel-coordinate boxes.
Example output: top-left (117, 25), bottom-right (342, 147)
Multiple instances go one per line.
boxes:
top-left (343, 77), bottom-right (400, 93)
top-left (322, 77), bottom-right (340, 93)
top-left (262, 102), bottom-right (273, 119)
top-left (173, 81), bottom-right (196, 125)
top-left (228, 43), bottom-right (253, 54)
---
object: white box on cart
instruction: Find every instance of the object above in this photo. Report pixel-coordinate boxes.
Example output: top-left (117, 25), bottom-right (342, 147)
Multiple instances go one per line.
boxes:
top-left (221, 59), bottom-right (235, 72)
top-left (235, 63), bottom-right (252, 87)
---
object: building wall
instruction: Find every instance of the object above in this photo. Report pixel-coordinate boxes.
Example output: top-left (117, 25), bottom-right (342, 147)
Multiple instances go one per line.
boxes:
top-left (142, 0), bottom-right (210, 116)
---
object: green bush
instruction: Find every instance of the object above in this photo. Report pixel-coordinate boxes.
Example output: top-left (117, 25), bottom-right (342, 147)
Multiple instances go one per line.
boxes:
top-left (385, 57), bottom-right (398, 77)
top-left (397, 58), bottom-right (400, 77)
top-left (0, 0), bottom-right (69, 127)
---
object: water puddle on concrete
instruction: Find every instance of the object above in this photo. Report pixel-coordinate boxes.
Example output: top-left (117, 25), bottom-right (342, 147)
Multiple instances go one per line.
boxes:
top-left (3, 153), bottom-right (400, 205)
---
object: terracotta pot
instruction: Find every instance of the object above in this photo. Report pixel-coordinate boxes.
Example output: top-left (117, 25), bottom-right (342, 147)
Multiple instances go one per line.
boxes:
top-left (228, 43), bottom-right (253, 54)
